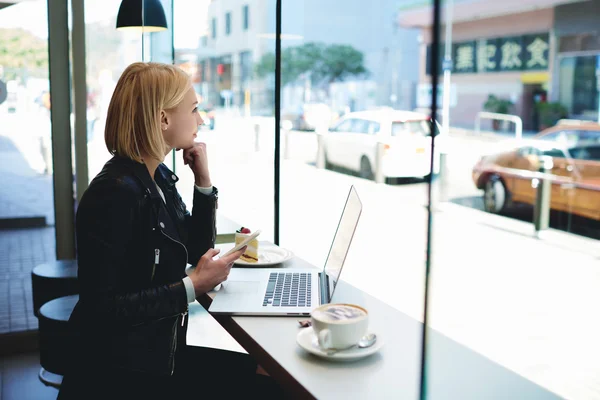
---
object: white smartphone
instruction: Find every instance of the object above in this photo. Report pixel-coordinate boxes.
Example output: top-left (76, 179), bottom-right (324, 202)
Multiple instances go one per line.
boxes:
top-left (221, 229), bottom-right (261, 258)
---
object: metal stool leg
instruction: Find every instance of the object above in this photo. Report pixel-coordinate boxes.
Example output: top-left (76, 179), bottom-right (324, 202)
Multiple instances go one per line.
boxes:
top-left (39, 366), bottom-right (63, 389)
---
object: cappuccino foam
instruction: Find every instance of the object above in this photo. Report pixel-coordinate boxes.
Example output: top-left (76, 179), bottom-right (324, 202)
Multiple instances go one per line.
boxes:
top-left (313, 305), bottom-right (366, 322)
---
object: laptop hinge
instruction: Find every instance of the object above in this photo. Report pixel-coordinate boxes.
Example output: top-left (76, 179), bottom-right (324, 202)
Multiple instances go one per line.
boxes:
top-left (318, 272), bottom-right (330, 305)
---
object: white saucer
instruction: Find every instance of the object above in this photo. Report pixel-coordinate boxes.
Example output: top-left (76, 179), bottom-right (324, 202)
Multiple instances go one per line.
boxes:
top-left (233, 244), bottom-right (294, 267)
top-left (296, 327), bottom-right (383, 362)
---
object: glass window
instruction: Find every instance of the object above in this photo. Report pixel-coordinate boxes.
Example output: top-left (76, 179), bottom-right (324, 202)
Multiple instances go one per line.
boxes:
top-left (225, 12), bottom-right (231, 36)
top-left (178, 0), bottom-right (275, 246)
top-left (568, 145), bottom-right (600, 161)
top-left (576, 129), bottom-right (600, 144)
top-left (333, 119), bottom-right (354, 132)
top-left (350, 119), bottom-right (370, 134)
top-left (391, 120), bottom-right (433, 136)
top-left (368, 121), bottom-right (380, 134)
top-left (243, 5), bottom-right (249, 31)
top-left (542, 148), bottom-right (567, 158)
top-left (559, 55), bottom-right (599, 120)
top-left (0, 0), bottom-right (56, 333)
top-left (518, 146), bottom-right (542, 157)
top-left (240, 51), bottom-right (252, 86)
top-left (539, 129), bottom-right (599, 147)
top-left (538, 131), bottom-right (562, 141)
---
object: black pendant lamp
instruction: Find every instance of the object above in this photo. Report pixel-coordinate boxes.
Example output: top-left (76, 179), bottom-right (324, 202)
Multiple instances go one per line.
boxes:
top-left (116, 0), bottom-right (168, 32)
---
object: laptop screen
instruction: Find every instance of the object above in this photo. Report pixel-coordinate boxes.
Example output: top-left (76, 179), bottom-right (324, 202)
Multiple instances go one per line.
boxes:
top-left (323, 186), bottom-right (362, 300)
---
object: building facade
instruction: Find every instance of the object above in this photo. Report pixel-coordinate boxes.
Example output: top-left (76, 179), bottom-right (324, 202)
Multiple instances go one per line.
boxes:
top-left (198, 0), bottom-right (420, 114)
top-left (400, 0), bottom-right (600, 131)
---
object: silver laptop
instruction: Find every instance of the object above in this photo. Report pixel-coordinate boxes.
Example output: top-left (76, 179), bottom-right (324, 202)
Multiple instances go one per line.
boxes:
top-left (208, 186), bottom-right (362, 316)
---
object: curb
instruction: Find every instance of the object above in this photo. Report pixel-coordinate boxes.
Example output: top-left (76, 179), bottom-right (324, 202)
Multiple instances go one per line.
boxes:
top-left (0, 216), bottom-right (47, 230)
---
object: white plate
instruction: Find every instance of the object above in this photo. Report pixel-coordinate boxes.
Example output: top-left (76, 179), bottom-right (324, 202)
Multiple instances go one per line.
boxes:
top-left (233, 244), bottom-right (294, 267)
top-left (296, 327), bottom-right (383, 362)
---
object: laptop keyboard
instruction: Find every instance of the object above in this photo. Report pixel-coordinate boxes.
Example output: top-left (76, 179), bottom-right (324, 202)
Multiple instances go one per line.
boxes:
top-left (263, 272), bottom-right (311, 307)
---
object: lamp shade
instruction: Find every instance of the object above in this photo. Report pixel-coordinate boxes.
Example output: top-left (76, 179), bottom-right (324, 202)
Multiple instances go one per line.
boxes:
top-left (116, 0), bottom-right (168, 32)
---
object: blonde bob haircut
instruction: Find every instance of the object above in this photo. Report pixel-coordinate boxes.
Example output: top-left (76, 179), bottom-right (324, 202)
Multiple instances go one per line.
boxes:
top-left (105, 62), bottom-right (191, 163)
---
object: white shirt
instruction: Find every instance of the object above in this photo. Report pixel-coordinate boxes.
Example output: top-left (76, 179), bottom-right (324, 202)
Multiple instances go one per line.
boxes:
top-left (155, 182), bottom-right (213, 303)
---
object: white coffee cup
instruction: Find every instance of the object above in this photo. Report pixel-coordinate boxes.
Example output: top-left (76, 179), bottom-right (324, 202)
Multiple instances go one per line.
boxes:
top-left (311, 303), bottom-right (369, 350)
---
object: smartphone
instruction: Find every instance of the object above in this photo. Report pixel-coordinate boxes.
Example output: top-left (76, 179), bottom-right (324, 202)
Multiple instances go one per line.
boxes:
top-left (221, 229), bottom-right (261, 258)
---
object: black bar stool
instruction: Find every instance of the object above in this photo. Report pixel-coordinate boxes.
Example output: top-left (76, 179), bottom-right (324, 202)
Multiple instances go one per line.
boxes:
top-left (37, 294), bottom-right (79, 388)
top-left (31, 260), bottom-right (79, 317)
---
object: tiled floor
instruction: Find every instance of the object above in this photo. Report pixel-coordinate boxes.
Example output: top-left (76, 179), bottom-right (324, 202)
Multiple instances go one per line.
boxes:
top-left (1, 351), bottom-right (59, 400)
top-left (0, 227), bottom-right (56, 334)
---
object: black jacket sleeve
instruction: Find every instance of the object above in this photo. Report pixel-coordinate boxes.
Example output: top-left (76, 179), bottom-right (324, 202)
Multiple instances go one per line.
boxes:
top-left (184, 187), bottom-right (217, 266)
top-left (75, 181), bottom-right (188, 325)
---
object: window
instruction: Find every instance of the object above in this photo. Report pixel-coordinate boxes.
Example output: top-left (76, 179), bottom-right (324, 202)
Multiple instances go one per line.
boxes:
top-left (575, 129), bottom-right (600, 144)
top-left (391, 120), bottom-right (433, 136)
top-left (240, 50), bottom-right (252, 85)
top-left (559, 56), bottom-right (599, 119)
top-left (539, 129), bottom-right (594, 147)
top-left (211, 18), bottom-right (216, 39)
top-left (368, 122), bottom-right (380, 134)
top-left (569, 145), bottom-right (600, 161)
top-left (542, 148), bottom-right (567, 158)
top-left (518, 146), bottom-right (541, 157)
top-left (333, 119), bottom-right (354, 132)
top-left (225, 12), bottom-right (231, 36)
top-left (350, 119), bottom-right (370, 134)
top-left (243, 5), bottom-right (249, 30)
top-left (538, 131), bottom-right (562, 141)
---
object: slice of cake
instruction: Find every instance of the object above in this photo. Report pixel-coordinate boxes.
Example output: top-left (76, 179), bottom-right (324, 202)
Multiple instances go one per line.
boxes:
top-left (234, 227), bottom-right (259, 263)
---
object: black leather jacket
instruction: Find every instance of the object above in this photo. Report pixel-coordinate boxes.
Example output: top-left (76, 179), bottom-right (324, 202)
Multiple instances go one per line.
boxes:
top-left (67, 155), bottom-right (217, 374)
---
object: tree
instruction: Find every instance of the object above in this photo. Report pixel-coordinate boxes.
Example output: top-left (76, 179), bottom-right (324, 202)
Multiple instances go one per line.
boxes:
top-left (314, 44), bottom-right (367, 86)
top-left (0, 28), bottom-right (48, 80)
top-left (254, 42), bottom-right (367, 89)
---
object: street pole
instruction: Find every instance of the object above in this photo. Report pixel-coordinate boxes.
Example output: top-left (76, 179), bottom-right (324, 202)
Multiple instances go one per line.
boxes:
top-left (596, 55), bottom-right (600, 124)
top-left (442, 0), bottom-right (454, 134)
top-left (434, 0), bottom-right (453, 206)
top-left (533, 156), bottom-right (553, 238)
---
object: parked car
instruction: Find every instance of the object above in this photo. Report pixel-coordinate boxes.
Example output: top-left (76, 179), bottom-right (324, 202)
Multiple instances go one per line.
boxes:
top-left (321, 109), bottom-right (441, 180)
top-left (472, 123), bottom-right (600, 221)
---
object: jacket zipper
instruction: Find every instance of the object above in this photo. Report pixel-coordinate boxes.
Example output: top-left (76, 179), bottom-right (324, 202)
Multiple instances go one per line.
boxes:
top-left (160, 230), bottom-right (189, 266)
top-left (159, 230), bottom-right (190, 327)
top-left (152, 249), bottom-right (160, 281)
top-left (181, 304), bottom-right (188, 326)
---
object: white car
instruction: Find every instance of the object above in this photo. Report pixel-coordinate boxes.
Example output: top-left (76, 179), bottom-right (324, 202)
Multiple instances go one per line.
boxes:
top-left (322, 109), bottom-right (441, 180)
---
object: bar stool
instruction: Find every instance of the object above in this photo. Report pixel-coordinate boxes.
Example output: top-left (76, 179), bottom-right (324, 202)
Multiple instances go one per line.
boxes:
top-left (37, 294), bottom-right (79, 388)
top-left (31, 260), bottom-right (79, 317)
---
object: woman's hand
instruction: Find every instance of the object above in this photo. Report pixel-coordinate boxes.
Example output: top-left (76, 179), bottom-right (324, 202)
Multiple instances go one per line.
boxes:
top-left (183, 142), bottom-right (211, 187)
top-left (189, 247), bottom-right (246, 296)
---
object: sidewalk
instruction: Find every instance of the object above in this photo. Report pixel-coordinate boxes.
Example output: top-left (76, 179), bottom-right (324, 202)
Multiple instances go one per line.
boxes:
top-left (0, 112), bottom-right (56, 335)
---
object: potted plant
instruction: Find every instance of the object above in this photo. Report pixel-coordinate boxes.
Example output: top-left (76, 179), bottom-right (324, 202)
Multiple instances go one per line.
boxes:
top-left (483, 95), bottom-right (514, 131)
top-left (535, 102), bottom-right (568, 130)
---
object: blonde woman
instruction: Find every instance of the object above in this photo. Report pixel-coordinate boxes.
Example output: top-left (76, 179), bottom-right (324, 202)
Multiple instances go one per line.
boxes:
top-left (58, 63), bottom-right (280, 399)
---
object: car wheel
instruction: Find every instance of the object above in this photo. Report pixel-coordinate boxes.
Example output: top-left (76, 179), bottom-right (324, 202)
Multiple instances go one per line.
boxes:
top-left (360, 156), bottom-right (374, 180)
top-left (483, 176), bottom-right (507, 214)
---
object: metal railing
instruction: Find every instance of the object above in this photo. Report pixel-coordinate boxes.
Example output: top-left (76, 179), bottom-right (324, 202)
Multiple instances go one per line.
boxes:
top-left (475, 112), bottom-right (523, 140)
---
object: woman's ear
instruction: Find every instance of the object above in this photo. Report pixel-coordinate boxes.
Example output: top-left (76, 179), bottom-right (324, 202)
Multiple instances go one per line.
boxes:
top-left (160, 110), bottom-right (169, 131)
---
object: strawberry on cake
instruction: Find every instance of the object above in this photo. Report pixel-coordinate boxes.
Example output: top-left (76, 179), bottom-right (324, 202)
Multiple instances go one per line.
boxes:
top-left (234, 227), bottom-right (259, 263)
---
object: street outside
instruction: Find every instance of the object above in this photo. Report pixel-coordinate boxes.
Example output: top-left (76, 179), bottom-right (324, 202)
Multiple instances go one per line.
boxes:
top-left (2, 109), bottom-right (600, 399)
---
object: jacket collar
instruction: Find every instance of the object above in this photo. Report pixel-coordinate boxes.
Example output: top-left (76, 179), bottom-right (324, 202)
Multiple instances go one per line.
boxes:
top-left (110, 156), bottom-right (178, 199)
top-left (155, 163), bottom-right (180, 190)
